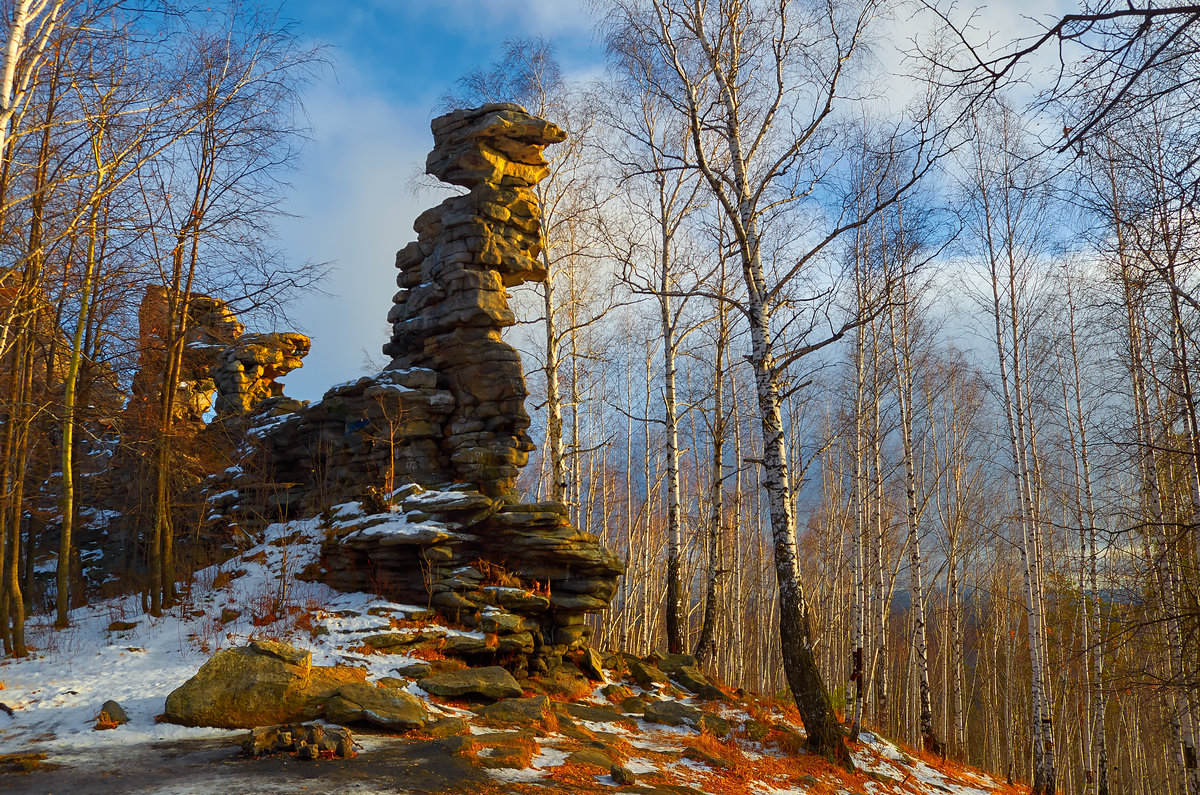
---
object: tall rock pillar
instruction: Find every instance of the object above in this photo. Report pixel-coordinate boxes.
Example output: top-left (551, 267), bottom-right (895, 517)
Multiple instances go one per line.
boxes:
top-left (383, 103), bottom-right (565, 497)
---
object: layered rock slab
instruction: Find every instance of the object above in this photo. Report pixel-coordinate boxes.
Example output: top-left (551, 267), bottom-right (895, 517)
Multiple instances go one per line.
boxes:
top-left (384, 104), bottom-right (566, 494)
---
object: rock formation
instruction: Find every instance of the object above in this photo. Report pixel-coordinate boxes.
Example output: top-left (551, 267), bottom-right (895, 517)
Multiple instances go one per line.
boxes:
top-left (130, 286), bottom-right (244, 425)
top-left (163, 640), bottom-right (427, 731)
top-left (130, 285), bottom-right (311, 424)
top-left (212, 332), bottom-right (310, 416)
top-left (383, 104), bottom-right (565, 495)
top-left (197, 104), bottom-right (622, 674)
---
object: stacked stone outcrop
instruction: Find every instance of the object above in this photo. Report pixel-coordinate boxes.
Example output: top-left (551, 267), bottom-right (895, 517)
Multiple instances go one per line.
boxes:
top-left (131, 286), bottom-right (246, 425)
top-left (311, 487), bottom-right (620, 672)
top-left (213, 332), bottom-right (311, 416)
top-left (129, 286), bottom-right (310, 424)
top-left (383, 104), bottom-right (565, 495)
top-left (197, 104), bottom-right (622, 673)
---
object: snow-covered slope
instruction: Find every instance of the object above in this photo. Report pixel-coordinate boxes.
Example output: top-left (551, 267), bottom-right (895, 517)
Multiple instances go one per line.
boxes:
top-left (0, 505), bottom-right (1025, 795)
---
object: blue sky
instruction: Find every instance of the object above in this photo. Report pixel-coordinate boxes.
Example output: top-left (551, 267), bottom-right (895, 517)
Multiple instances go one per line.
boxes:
top-left (270, 0), bottom-right (1072, 402)
top-left (273, 0), bottom-right (603, 400)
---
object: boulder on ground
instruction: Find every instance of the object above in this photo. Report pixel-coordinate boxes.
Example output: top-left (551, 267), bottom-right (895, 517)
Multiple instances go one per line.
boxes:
top-left (424, 716), bottom-right (470, 738)
top-left (643, 699), bottom-right (701, 727)
top-left (394, 660), bottom-right (433, 678)
top-left (627, 657), bottom-right (668, 688)
top-left (656, 653), bottom-right (696, 674)
top-left (162, 641), bottom-right (365, 729)
top-left (580, 647), bottom-right (605, 680)
top-left (669, 665), bottom-right (727, 701)
top-left (568, 746), bottom-right (617, 770)
top-left (418, 665), bottom-right (522, 700)
top-left (322, 682), bottom-right (429, 730)
top-left (242, 721), bottom-right (354, 758)
top-left (95, 699), bottom-right (128, 729)
top-left (472, 695), bottom-right (554, 731)
top-left (683, 744), bottom-right (734, 769)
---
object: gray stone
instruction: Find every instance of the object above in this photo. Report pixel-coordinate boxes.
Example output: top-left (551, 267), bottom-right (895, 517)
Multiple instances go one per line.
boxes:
top-left (321, 682), bottom-right (429, 731)
top-left (472, 695), bottom-right (553, 730)
top-left (580, 647), bottom-right (605, 680)
top-left (162, 641), bottom-right (365, 729)
top-left (627, 658), bottom-right (668, 688)
top-left (418, 666), bottom-right (522, 700)
top-left (241, 721), bottom-right (354, 759)
top-left (611, 764), bottom-right (636, 785)
top-left (425, 716), bottom-right (470, 738)
top-left (669, 665), bottom-right (727, 701)
top-left (567, 747), bottom-right (616, 769)
top-left (643, 699), bottom-right (701, 727)
top-left (697, 712), bottom-right (731, 737)
top-left (394, 660), bottom-right (433, 678)
top-left (96, 700), bottom-right (128, 727)
top-left (656, 653), bottom-right (696, 673)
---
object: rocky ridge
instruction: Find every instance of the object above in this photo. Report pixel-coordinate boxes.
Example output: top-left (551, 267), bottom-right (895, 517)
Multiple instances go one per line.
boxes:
top-left (0, 490), bottom-right (1017, 795)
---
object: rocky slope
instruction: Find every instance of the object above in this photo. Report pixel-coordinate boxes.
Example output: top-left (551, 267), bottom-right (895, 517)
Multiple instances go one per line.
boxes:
top-left (0, 507), bottom-right (1023, 795)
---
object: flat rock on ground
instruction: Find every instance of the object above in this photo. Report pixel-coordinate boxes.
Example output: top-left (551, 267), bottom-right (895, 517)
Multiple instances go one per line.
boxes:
top-left (417, 666), bottom-right (522, 700)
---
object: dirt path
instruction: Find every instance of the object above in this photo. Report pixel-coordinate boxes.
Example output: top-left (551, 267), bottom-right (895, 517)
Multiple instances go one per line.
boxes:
top-left (0, 735), bottom-right (499, 795)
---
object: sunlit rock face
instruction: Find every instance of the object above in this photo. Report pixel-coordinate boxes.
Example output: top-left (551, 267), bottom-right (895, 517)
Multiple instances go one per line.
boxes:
top-left (384, 104), bottom-right (566, 496)
top-left (212, 332), bottom-right (311, 417)
top-left (129, 285), bottom-right (310, 424)
top-left (194, 106), bottom-right (621, 675)
top-left (131, 285), bottom-right (244, 426)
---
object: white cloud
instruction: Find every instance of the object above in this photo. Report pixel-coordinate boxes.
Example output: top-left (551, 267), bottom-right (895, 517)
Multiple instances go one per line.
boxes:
top-left (273, 0), bottom-right (1080, 402)
top-left (276, 61), bottom-right (437, 400)
top-left (417, 0), bottom-right (595, 37)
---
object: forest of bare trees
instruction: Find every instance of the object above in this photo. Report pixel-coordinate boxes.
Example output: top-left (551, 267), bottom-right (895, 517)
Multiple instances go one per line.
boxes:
top-left (0, 0), bottom-right (321, 650)
top-left (1, 2), bottom-right (1198, 795)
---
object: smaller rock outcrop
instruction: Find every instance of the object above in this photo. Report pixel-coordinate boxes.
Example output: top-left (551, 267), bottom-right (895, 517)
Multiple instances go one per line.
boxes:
top-left (213, 332), bottom-right (310, 416)
top-left (130, 286), bottom-right (244, 426)
top-left (94, 700), bottom-right (128, 730)
top-left (313, 490), bottom-right (620, 673)
top-left (129, 285), bottom-right (310, 426)
top-left (417, 666), bottom-right (523, 700)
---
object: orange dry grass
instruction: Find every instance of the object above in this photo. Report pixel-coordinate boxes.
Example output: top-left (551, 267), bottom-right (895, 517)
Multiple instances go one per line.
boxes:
top-left (763, 694), bottom-right (804, 725)
top-left (768, 725), bottom-right (805, 754)
top-left (626, 724), bottom-right (1013, 795)
top-left (472, 558), bottom-right (523, 589)
top-left (601, 686), bottom-right (630, 705)
top-left (543, 677), bottom-right (594, 703)
top-left (93, 716), bottom-right (120, 731)
top-left (293, 614), bottom-right (316, 634)
top-left (408, 646), bottom-right (454, 663)
top-left (691, 730), bottom-right (748, 765)
top-left (389, 613), bottom-right (451, 629)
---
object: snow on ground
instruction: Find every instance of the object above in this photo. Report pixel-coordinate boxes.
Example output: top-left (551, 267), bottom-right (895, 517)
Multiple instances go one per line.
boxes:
top-left (750, 785), bottom-right (809, 795)
top-left (0, 501), bottom-right (1019, 795)
top-left (485, 743), bottom-right (570, 785)
top-left (0, 505), bottom-right (434, 757)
